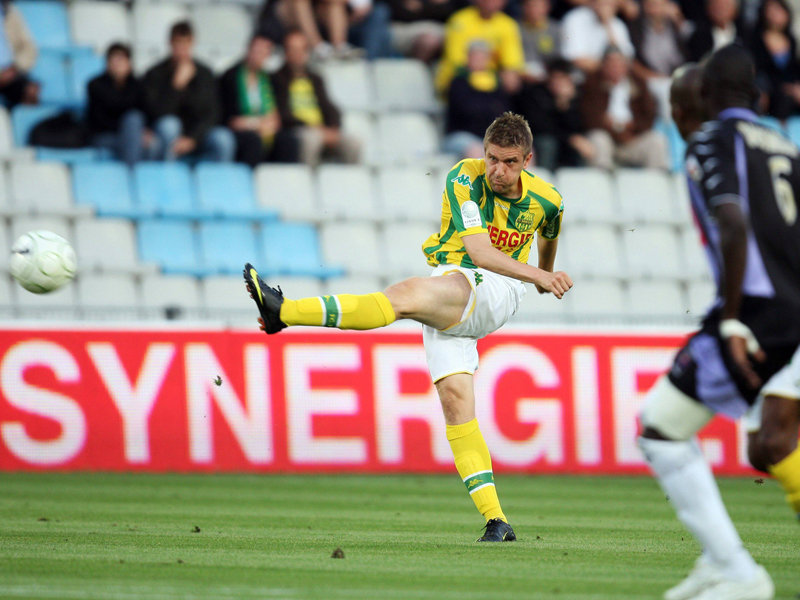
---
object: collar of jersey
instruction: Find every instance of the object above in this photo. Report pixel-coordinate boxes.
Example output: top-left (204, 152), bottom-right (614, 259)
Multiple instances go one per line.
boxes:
top-left (717, 107), bottom-right (757, 122)
top-left (487, 178), bottom-right (526, 204)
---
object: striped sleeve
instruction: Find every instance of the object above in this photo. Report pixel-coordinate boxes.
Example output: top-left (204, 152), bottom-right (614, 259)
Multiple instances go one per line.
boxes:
top-left (445, 161), bottom-right (487, 237)
top-left (538, 190), bottom-right (564, 240)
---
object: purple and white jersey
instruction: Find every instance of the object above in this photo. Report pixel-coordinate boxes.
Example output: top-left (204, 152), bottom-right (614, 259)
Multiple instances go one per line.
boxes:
top-left (684, 108), bottom-right (800, 346)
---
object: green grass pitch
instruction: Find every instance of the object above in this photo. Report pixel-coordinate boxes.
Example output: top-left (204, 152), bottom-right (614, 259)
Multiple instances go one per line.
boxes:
top-left (0, 473), bottom-right (797, 599)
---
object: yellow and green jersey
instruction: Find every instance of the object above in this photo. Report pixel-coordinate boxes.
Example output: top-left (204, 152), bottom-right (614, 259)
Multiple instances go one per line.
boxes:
top-left (422, 158), bottom-right (563, 268)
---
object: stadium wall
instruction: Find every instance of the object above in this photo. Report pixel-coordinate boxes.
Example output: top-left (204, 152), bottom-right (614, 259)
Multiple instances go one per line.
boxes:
top-left (0, 326), bottom-right (755, 475)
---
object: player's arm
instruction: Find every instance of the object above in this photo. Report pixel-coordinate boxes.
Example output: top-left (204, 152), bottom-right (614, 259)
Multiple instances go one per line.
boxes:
top-left (534, 235), bottom-right (558, 294)
top-left (461, 233), bottom-right (572, 298)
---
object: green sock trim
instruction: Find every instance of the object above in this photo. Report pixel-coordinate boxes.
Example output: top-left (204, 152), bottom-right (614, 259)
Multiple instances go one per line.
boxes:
top-left (321, 295), bottom-right (339, 327)
top-left (463, 470), bottom-right (494, 494)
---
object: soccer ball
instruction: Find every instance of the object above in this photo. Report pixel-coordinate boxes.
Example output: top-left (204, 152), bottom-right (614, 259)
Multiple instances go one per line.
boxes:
top-left (10, 230), bottom-right (77, 294)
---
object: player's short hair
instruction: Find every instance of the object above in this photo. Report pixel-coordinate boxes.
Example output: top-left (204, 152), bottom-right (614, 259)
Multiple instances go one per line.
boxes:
top-left (106, 42), bottom-right (131, 60)
top-left (701, 43), bottom-right (758, 108)
top-left (483, 112), bottom-right (533, 155)
top-left (170, 21), bottom-right (193, 41)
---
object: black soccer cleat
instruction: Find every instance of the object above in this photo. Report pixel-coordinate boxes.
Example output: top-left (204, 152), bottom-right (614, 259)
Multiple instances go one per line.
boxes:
top-left (243, 262), bottom-right (286, 334)
top-left (476, 518), bottom-right (516, 542)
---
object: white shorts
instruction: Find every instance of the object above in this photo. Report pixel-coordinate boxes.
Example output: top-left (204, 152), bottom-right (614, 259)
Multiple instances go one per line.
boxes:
top-left (422, 264), bottom-right (526, 382)
top-left (743, 344), bottom-right (800, 432)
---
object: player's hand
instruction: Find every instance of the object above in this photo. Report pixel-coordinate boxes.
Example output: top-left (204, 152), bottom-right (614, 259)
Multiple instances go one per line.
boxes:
top-left (535, 270), bottom-right (573, 299)
top-left (720, 319), bottom-right (766, 388)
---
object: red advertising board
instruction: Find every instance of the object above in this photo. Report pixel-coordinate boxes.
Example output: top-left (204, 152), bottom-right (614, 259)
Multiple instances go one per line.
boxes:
top-left (0, 326), bottom-right (755, 474)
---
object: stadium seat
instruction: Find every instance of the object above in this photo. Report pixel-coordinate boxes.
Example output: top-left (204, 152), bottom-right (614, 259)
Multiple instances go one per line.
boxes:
top-left (259, 222), bottom-right (343, 278)
top-left (0, 222), bottom-right (9, 263)
top-left (77, 272), bottom-right (140, 309)
top-left (377, 113), bottom-right (440, 165)
top-left (70, 51), bottom-right (105, 107)
top-left (0, 276), bottom-right (11, 309)
top-left (342, 111), bottom-right (379, 166)
top-left (36, 147), bottom-right (108, 164)
top-left (0, 166), bottom-right (11, 216)
top-left (134, 162), bottom-right (196, 218)
top-left (325, 274), bottom-right (384, 295)
top-left (0, 106), bottom-right (13, 157)
top-left (377, 166), bottom-right (441, 224)
top-left (687, 278), bottom-right (716, 317)
top-left (31, 50), bottom-right (73, 107)
top-left (73, 218), bottom-right (144, 274)
top-left (10, 215), bottom-right (72, 243)
top-left (759, 115), bottom-right (785, 134)
top-left (198, 221), bottom-right (259, 275)
top-left (615, 168), bottom-right (685, 225)
top-left (787, 117), bottom-right (800, 147)
top-left (320, 222), bottom-right (382, 276)
top-left (621, 224), bottom-right (683, 279)
top-left (254, 163), bottom-right (319, 222)
top-left (13, 274), bottom-right (78, 313)
top-left (558, 223), bottom-right (624, 278)
top-left (654, 118), bottom-right (686, 173)
top-left (372, 59), bottom-right (439, 113)
top-left (562, 279), bottom-right (626, 319)
top-left (10, 161), bottom-right (79, 215)
top-left (69, 1), bottom-right (132, 54)
top-left (194, 162), bottom-right (276, 220)
top-left (319, 61), bottom-right (374, 112)
top-left (555, 168), bottom-right (618, 223)
top-left (131, 3), bottom-right (190, 63)
top-left (626, 280), bottom-right (687, 319)
top-left (200, 275), bottom-right (255, 312)
top-left (382, 222), bottom-right (437, 279)
top-left (137, 219), bottom-right (204, 275)
top-left (191, 4), bottom-right (252, 60)
top-left (512, 289), bottom-right (570, 322)
top-left (679, 226), bottom-right (713, 281)
top-left (72, 162), bottom-right (144, 218)
top-left (140, 273), bottom-right (202, 317)
top-left (317, 164), bottom-right (378, 221)
top-left (11, 105), bottom-right (61, 147)
top-left (16, 1), bottom-right (71, 49)
top-left (269, 275), bottom-right (323, 299)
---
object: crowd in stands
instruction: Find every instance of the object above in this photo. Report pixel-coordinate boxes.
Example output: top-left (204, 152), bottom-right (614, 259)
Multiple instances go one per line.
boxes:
top-left (8, 0), bottom-right (800, 173)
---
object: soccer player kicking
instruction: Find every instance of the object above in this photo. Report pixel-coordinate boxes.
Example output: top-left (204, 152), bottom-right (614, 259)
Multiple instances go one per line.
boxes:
top-left (244, 112), bottom-right (572, 542)
top-left (639, 46), bottom-right (800, 600)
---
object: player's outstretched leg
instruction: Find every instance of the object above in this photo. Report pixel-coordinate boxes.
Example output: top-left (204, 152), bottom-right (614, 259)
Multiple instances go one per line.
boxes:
top-left (243, 263), bottom-right (396, 333)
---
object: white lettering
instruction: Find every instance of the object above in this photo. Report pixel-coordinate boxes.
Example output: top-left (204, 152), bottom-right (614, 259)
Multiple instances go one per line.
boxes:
top-left (572, 347), bottom-right (601, 465)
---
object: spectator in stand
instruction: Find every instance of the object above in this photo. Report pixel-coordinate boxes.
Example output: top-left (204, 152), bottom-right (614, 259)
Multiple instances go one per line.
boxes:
top-left (520, 0), bottom-right (560, 80)
top-left (0, 0), bottom-right (37, 106)
top-left (516, 59), bottom-right (591, 170)
top-left (348, 0), bottom-right (393, 60)
top-left (87, 43), bottom-right (156, 166)
top-left (387, 0), bottom-right (463, 63)
top-left (435, 0), bottom-right (524, 95)
top-left (560, 0), bottom-right (634, 74)
top-left (219, 34), bottom-right (298, 167)
top-left (143, 21), bottom-right (235, 162)
top-left (686, 0), bottom-right (743, 62)
top-left (628, 0), bottom-right (688, 117)
top-left (273, 29), bottom-right (360, 166)
top-left (751, 0), bottom-right (800, 121)
top-left (580, 46), bottom-right (667, 170)
top-left (443, 40), bottom-right (511, 158)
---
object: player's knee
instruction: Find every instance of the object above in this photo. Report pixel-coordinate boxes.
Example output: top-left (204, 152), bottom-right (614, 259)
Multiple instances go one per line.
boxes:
top-left (747, 433), bottom-right (769, 473)
top-left (639, 378), bottom-right (712, 442)
top-left (754, 426), bottom-right (796, 465)
top-left (435, 377), bottom-right (473, 422)
top-left (384, 277), bottom-right (425, 319)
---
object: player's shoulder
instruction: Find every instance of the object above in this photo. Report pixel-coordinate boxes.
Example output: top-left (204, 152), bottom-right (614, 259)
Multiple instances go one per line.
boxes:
top-left (445, 159), bottom-right (486, 193)
top-left (686, 119), bottom-right (728, 155)
top-left (523, 168), bottom-right (562, 205)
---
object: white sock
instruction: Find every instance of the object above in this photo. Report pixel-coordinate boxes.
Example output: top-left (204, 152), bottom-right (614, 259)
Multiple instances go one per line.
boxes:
top-left (638, 436), bottom-right (757, 580)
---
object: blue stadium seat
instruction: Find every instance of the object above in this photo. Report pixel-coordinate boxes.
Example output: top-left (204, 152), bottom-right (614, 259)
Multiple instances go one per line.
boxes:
top-left (16, 1), bottom-right (72, 49)
top-left (199, 221), bottom-right (259, 275)
top-left (73, 162), bottom-right (147, 218)
top-left (654, 118), bottom-right (685, 173)
top-left (134, 162), bottom-right (196, 218)
top-left (259, 222), bottom-right (344, 278)
top-left (138, 219), bottom-right (205, 276)
top-left (11, 105), bottom-right (61, 146)
top-left (70, 51), bottom-right (104, 107)
top-left (37, 147), bottom-right (108, 163)
top-left (31, 49), bottom-right (73, 106)
top-left (786, 117), bottom-right (800, 147)
top-left (194, 162), bottom-right (277, 220)
top-left (758, 115), bottom-right (786, 134)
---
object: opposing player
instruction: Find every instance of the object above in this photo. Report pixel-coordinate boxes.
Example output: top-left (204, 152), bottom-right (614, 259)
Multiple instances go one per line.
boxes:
top-left (244, 112), bottom-right (572, 541)
top-left (639, 45), bottom-right (800, 600)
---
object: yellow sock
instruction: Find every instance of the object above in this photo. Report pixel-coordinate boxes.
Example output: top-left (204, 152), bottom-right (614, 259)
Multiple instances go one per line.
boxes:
top-left (279, 292), bottom-right (396, 330)
top-left (768, 446), bottom-right (800, 515)
top-left (446, 418), bottom-right (506, 523)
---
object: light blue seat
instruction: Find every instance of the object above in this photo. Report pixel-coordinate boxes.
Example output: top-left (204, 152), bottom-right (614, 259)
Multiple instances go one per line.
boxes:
top-left (37, 147), bottom-right (107, 163)
top-left (138, 219), bottom-right (205, 276)
top-left (654, 118), bottom-right (685, 173)
top-left (786, 116), bottom-right (800, 147)
top-left (259, 222), bottom-right (344, 278)
top-left (17, 1), bottom-right (71, 49)
top-left (70, 51), bottom-right (104, 107)
top-left (11, 105), bottom-right (61, 146)
top-left (199, 221), bottom-right (259, 275)
top-left (73, 162), bottom-right (145, 218)
top-left (194, 162), bottom-right (276, 220)
top-left (134, 162), bottom-right (196, 218)
top-left (758, 115), bottom-right (786, 134)
top-left (31, 49), bottom-right (73, 106)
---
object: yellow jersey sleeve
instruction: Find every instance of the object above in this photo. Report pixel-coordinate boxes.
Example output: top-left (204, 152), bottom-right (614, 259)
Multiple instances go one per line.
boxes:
top-left (539, 193), bottom-right (564, 240)
top-left (444, 160), bottom-right (487, 238)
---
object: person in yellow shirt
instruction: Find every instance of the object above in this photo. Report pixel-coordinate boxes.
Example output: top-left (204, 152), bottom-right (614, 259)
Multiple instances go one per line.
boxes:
top-left (243, 112), bottom-right (573, 542)
top-left (435, 0), bottom-right (525, 95)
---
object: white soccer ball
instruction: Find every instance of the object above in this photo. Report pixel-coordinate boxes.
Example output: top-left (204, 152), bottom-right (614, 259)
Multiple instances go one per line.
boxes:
top-left (10, 230), bottom-right (77, 294)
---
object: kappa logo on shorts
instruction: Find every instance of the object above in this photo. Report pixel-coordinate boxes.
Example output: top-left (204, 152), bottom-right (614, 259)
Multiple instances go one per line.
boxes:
top-left (515, 212), bottom-right (534, 232)
top-left (451, 173), bottom-right (473, 190)
top-left (474, 273), bottom-right (483, 286)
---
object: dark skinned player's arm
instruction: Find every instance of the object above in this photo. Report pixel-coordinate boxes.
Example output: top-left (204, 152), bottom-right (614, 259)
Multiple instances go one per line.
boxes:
top-left (715, 202), bottom-right (748, 321)
top-left (461, 232), bottom-right (571, 299)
